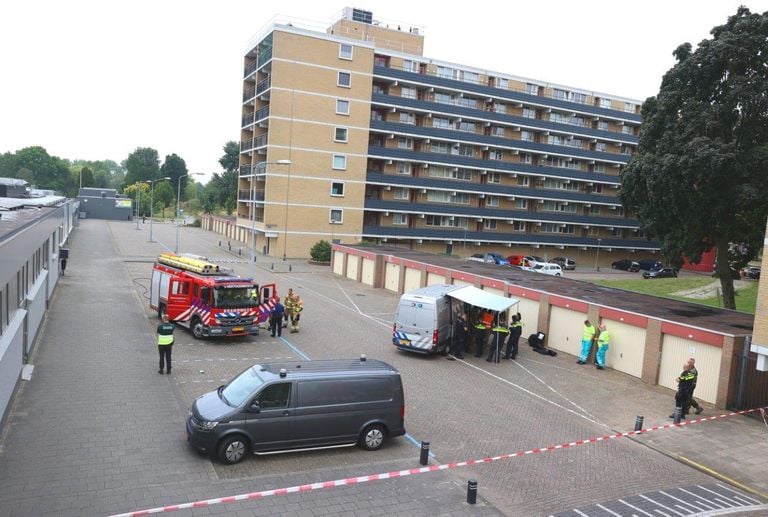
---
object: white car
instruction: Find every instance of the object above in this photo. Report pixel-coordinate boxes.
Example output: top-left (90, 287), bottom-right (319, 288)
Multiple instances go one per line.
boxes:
top-left (528, 263), bottom-right (564, 277)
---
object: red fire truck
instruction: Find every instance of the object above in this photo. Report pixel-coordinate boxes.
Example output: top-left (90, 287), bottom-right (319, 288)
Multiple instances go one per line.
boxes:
top-left (150, 253), bottom-right (278, 339)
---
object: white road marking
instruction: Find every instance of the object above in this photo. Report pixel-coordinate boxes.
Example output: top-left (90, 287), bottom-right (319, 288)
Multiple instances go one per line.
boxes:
top-left (637, 494), bottom-right (686, 516)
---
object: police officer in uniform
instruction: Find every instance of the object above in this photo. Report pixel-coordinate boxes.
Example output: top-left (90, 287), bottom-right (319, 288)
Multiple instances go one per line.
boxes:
top-left (487, 314), bottom-right (509, 363)
top-left (453, 312), bottom-right (468, 359)
top-left (670, 361), bottom-right (696, 418)
top-left (504, 314), bottom-right (522, 360)
top-left (156, 314), bottom-right (175, 374)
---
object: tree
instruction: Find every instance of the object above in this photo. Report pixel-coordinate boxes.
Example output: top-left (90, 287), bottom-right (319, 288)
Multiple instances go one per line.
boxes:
top-left (153, 181), bottom-right (174, 214)
top-left (124, 182), bottom-right (151, 217)
top-left (160, 153), bottom-right (188, 203)
top-left (620, 7), bottom-right (768, 309)
top-left (123, 147), bottom-right (160, 188)
top-left (216, 141), bottom-right (240, 214)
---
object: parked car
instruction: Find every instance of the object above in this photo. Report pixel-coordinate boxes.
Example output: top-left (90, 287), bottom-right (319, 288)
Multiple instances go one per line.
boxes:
top-left (522, 255), bottom-right (547, 268)
top-left (550, 257), bottom-right (576, 270)
top-left (611, 259), bottom-right (640, 272)
top-left (637, 259), bottom-right (664, 271)
top-left (466, 253), bottom-right (509, 265)
top-left (742, 266), bottom-right (761, 279)
top-left (507, 255), bottom-right (526, 267)
top-left (643, 267), bottom-right (678, 279)
top-left (529, 263), bottom-right (564, 277)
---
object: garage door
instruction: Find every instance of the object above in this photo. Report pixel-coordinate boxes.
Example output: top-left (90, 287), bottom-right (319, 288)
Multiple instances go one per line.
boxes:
top-left (403, 267), bottom-right (422, 292)
top-left (384, 263), bottom-right (401, 292)
top-left (547, 306), bottom-right (587, 356)
top-left (659, 335), bottom-right (722, 404)
top-left (346, 256), bottom-right (359, 280)
top-left (332, 251), bottom-right (345, 275)
top-left (517, 298), bottom-right (539, 337)
top-left (601, 320), bottom-right (646, 378)
top-left (361, 258), bottom-right (375, 286)
top-left (427, 272), bottom-right (446, 286)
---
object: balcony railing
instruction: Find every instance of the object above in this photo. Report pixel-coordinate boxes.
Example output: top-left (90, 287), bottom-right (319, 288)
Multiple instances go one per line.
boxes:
top-left (238, 189), bottom-right (265, 202)
top-left (243, 86), bottom-right (256, 103)
top-left (244, 48), bottom-right (272, 78)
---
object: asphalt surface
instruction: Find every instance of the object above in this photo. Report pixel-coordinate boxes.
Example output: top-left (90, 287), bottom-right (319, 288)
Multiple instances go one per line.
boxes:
top-left (0, 219), bottom-right (766, 517)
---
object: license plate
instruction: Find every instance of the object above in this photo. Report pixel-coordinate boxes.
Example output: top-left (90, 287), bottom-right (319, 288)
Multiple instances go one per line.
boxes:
top-left (232, 326), bottom-right (244, 332)
top-left (399, 339), bottom-right (411, 346)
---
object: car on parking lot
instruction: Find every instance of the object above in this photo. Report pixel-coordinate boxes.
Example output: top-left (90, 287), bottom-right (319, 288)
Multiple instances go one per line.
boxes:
top-left (611, 259), bottom-right (640, 272)
top-left (741, 266), bottom-right (761, 279)
top-left (529, 263), bottom-right (564, 277)
top-left (521, 255), bottom-right (546, 268)
top-left (506, 255), bottom-right (526, 267)
top-left (467, 253), bottom-right (509, 265)
top-left (549, 257), bottom-right (576, 270)
top-left (642, 267), bottom-right (678, 279)
top-left (186, 359), bottom-right (406, 464)
top-left (637, 259), bottom-right (664, 271)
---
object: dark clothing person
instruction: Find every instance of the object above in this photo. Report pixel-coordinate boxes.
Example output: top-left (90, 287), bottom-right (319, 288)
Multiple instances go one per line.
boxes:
top-left (453, 314), bottom-right (468, 359)
top-left (528, 332), bottom-right (557, 356)
top-left (672, 366), bottom-right (696, 418)
top-left (270, 301), bottom-right (285, 337)
top-left (473, 322), bottom-right (487, 358)
top-left (156, 316), bottom-right (175, 374)
top-left (504, 316), bottom-right (522, 359)
top-left (687, 365), bottom-right (703, 415)
top-left (487, 324), bottom-right (509, 363)
top-left (60, 258), bottom-right (67, 275)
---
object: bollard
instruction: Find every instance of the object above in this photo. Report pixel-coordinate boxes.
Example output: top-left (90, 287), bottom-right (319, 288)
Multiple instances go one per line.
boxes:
top-left (672, 407), bottom-right (682, 424)
top-left (218, 240), bottom-right (221, 247)
top-left (271, 263), bottom-right (274, 270)
top-left (228, 241), bottom-right (231, 251)
top-left (419, 441), bottom-right (430, 466)
top-left (467, 479), bottom-right (478, 505)
top-left (634, 415), bottom-right (644, 432)
top-left (238, 249), bottom-right (241, 256)
top-left (289, 264), bottom-right (292, 272)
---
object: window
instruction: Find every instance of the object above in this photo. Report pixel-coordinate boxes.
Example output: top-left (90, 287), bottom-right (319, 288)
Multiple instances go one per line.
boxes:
top-left (588, 227), bottom-right (600, 236)
top-left (589, 205), bottom-right (601, 215)
top-left (594, 163), bottom-right (605, 173)
top-left (330, 209), bottom-right (343, 224)
top-left (403, 59), bottom-right (419, 73)
top-left (457, 121), bottom-right (476, 133)
top-left (431, 142), bottom-right (449, 154)
top-left (336, 99), bottom-right (350, 115)
top-left (521, 130), bottom-right (534, 142)
top-left (493, 103), bottom-right (506, 114)
top-left (483, 219), bottom-right (497, 229)
top-left (488, 150), bottom-right (502, 160)
top-left (339, 43), bottom-right (353, 60)
top-left (427, 191), bottom-right (470, 204)
top-left (426, 215), bottom-right (465, 227)
top-left (456, 97), bottom-right (478, 109)
top-left (433, 117), bottom-right (451, 129)
top-left (331, 182), bottom-right (344, 196)
top-left (456, 144), bottom-right (474, 157)
top-left (525, 83), bottom-right (539, 95)
top-left (597, 121), bottom-right (609, 131)
top-left (458, 69), bottom-right (479, 83)
top-left (428, 166), bottom-right (471, 181)
top-left (434, 93), bottom-right (453, 105)
top-left (514, 198), bottom-right (528, 209)
top-left (567, 138), bottom-right (582, 149)
top-left (493, 127), bottom-right (505, 137)
top-left (543, 178), bottom-right (578, 191)
top-left (520, 153), bottom-right (532, 164)
top-left (571, 92), bottom-right (587, 104)
top-left (622, 125), bottom-right (634, 135)
top-left (599, 98), bottom-right (612, 109)
top-left (495, 77), bottom-right (508, 89)
top-left (624, 102), bottom-right (635, 113)
top-left (517, 176), bottom-right (530, 186)
top-left (401, 87), bottom-right (417, 99)
top-left (332, 155), bottom-right (347, 170)
top-left (612, 228), bottom-right (623, 237)
top-left (393, 187), bottom-right (409, 200)
top-left (374, 55), bottom-right (388, 67)
top-left (393, 213), bottom-right (408, 225)
top-left (399, 112), bottom-right (415, 125)
top-left (547, 135), bottom-right (564, 146)
top-left (487, 172), bottom-right (501, 184)
top-left (512, 220), bottom-right (526, 231)
top-left (437, 66), bottom-right (454, 79)
top-left (486, 196), bottom-right (499, 207)
top-left (522, 108), bottom-right (536, 119)
top-left (334, 127), bottom-right (348, 142)
top-left (569, 116), bottom-right (585, 127)
top-left (337, 71), bottom-right (351, 87)
top-left (396, 162), bottom-right (412, 175)
top-left (397, 137), bottom-right (413, 149)
top-left (256, 383), bottom-right (291, 410)
top-left (553, 89), bottom-right (568, 101)
top-left (596, 142), bottom-right (607, 152)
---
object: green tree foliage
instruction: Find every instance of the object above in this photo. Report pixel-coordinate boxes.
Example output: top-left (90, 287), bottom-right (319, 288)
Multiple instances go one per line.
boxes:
top-left (77, 166), bottom-right (94, 189)
top-left (218, 141), bottom-right (239, 173)
top-left (310, 240), bottom-right (332, 262)
top-left (160, 153), bottom-right (188, 203)
top-left (124, 182), bottom-right (151, 217)
top-left (153, 181), bottom-right (174, 213)
top-left (123, 147), bottom-right (160, 188)
top-left (0, 146), bottom-right (73, 194)
top-left (620, 7), bottom-right (768, 310)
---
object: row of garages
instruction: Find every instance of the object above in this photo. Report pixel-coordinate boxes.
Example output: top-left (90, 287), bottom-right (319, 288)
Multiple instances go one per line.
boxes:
top-left (332, 245), bottom-right (753, 408)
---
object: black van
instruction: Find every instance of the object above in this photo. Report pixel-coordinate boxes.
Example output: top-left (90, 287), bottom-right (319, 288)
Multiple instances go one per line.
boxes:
top-left (186, 358), bottom-right (406, 464)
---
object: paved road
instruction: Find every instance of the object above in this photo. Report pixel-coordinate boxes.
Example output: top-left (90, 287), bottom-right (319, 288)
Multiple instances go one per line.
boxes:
top-left (0, 219), bottom-right (765, 517)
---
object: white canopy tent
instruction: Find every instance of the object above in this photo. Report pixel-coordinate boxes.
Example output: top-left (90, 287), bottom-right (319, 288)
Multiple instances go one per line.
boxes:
top-left (446, 285), bottom-right (519, 313)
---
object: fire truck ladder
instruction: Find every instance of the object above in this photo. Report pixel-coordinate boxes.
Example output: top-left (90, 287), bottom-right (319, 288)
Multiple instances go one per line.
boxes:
top-left (157, 252), bottom-right (221, 274)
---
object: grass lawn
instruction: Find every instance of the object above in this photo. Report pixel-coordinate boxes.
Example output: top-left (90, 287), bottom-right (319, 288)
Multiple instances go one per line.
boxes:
top-left (594, 277), bottom-right (758, 314)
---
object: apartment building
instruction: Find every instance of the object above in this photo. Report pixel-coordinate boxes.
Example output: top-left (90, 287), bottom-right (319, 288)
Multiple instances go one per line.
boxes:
top-left (237, 8), bottom-right (658, 262)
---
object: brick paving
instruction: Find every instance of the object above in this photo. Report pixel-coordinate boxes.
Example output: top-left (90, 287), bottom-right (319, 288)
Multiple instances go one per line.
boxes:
top-left (0, 219), bottom-right (765, 517)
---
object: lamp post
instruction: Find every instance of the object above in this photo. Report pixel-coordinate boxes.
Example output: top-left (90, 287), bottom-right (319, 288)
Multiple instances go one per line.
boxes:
top-left (175, 173), bottom-right (203, 253)
top-left (135, 185), bottom-right (142, 230)
top-left (595, 237), bottom-right (602, 271)
top-left (251, 160), bottom-right (291, 263)
top-left (148, 177), bottom-right (171, 243)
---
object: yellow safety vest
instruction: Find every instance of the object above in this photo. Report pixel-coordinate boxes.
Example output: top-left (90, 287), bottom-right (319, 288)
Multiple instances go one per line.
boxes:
top-left (583, 325), bottom-right (596, 341)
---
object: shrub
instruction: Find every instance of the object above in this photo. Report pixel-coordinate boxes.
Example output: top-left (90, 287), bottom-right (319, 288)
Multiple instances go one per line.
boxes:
top-left (310, 240), bottom-right (331, 262)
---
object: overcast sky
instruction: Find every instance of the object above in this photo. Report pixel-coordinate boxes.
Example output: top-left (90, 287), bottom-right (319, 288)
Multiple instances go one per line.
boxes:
top-left (2, 0), bottom-right (766, 184)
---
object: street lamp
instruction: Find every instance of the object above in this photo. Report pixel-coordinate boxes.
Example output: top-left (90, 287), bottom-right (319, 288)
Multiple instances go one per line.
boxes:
top-left (175, 173), bottom-right (204, 253)
top-left (148, 177), bottom-right (171, 243)
top-left (595, 237), bottom-right (603, 271)
top-left (251, 160), bottom-right (291, 263)
top-left (135, 185), bottom-right (142, 230)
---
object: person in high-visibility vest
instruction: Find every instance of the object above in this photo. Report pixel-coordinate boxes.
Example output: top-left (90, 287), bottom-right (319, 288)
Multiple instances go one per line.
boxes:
top-left (289, 295), bottom-right (303, 333)
top-left (595, 323), bottom-right (609, 370)
top-left (577, 320), bottom-right (596, 365)
top-left (472, 310), bottom-right (488, 358)
top-left (670, 361), bottom-right (696, 418)
top-left (156, 314), bottom-right (175, 375)
top-left (504, 314), bottom-right (523, 360)
top-left (487, 314), bottom-right (509, 363)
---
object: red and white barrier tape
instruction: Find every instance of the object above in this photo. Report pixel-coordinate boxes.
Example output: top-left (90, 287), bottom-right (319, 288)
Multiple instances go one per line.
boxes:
top-left (110, 407), bottom-right (763, 517)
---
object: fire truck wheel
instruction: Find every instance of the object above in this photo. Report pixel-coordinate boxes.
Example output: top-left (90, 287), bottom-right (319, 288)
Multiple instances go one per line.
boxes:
top-left (191, 317), bottom-right (205, 339)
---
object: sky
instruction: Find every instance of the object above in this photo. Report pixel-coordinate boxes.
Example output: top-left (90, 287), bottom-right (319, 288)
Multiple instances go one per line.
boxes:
top-left (2, 0), bottom-right (767, 184)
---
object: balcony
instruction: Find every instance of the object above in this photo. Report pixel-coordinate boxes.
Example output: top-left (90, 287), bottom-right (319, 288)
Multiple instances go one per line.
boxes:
top-left (244, 48), bottom-right (273, 78)
top-left (373, 65), bottom-right (642, 124)
top-left (238, 189), bottom-right (265, 203)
